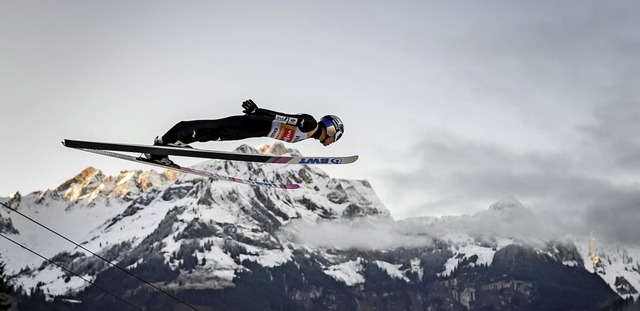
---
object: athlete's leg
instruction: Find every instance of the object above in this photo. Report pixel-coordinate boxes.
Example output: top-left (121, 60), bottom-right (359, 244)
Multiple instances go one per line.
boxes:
top-left (161, 115), bottom-right (272, 144)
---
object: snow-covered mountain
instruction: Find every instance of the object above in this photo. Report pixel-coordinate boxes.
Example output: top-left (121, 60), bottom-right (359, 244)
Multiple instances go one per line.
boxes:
top-left (394, 198), bottom-right (640, 302)
top-left (0, 143), bottom-right (387, 294)
top-left (0, 143), bottom-right (637, 310)
top-left (580, 234), bottom-right (640, 300)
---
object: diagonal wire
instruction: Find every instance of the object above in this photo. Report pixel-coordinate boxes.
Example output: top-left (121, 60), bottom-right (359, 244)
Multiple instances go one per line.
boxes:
top-left (0, 232), bottom-right (143, 311)
top-left (0, 201), bottom-right (200, 311)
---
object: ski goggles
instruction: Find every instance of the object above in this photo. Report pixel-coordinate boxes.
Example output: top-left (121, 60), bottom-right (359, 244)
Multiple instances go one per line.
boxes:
top-left (321, 119), bottom-right (343, 141)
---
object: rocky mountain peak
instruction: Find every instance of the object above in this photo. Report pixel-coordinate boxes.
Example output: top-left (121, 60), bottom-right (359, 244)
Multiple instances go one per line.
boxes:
top-left (467, 197), bottom-right (545, 241)
top-left (8, 191), bottom-right (21, 209)
top-left (1, 156), bottom-right (634, 310)
top-left (54, 167), bottom-right (105, 201)
top-left (52, 167), bottom-right (178, 202)
top-left (484, 197), bottom-right (536, 223)
top-left (234, 143), bottom-right (262, 155)
top-left (3, 146), bottom-right (635, 310)
top-left (257, 142), bottom-right (303, 156)
top-left (488, 196), bottom-right (525, 212)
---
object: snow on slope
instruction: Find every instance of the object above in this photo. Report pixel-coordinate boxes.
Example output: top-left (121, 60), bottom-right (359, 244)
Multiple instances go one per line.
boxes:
top-left (0, 192), bottom-right (130, 273)
top-left (0, 168), bottom-right (180, 296)
top-left (1, 143), bottom-right (390, 296)
top-left (3, 148), bottom-right (639, 300)
top-left (324, 258), bottom-right (365, 286)
top-left (438, 234), bottom-right (500, 278)
top-left (374, 260), bottom-right (410, 282)
top-left (577, 236), bottom-right (640, 299)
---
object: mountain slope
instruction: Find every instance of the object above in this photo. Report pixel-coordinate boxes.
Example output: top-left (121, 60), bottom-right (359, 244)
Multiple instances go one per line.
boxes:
top-left (0, 143), bottom-right (635, 310)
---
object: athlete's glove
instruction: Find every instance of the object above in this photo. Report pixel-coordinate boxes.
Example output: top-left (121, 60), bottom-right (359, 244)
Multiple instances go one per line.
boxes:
top-left (242, 99), bottom-right (258, 114)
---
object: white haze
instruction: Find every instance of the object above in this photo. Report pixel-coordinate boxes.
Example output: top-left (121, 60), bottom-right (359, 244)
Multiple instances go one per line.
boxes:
top-left (280, 198), bottom-right (551, 250)
top-left (280, 217), bottom-right (434, 250)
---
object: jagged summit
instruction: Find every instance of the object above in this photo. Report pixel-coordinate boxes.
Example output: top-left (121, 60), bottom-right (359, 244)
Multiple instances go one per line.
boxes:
top-left (233, 143), bottom-right (263, 155)
top-left (488, 196), bottom-right (525, 212)
top-left (258, 142), bottom-right (303, 156)
top-left (1, 147), bottom-right (635, 309)
top-left (0, 144), bottom-right (389, 298)
top-left (231, 142), bottom-right (301, 157)
top-left (52, 166), bottom-right (178, 202)
top-left (483, 197), bottom-right (538, 223)
top-left (472, 197), bottom-right (545, 239)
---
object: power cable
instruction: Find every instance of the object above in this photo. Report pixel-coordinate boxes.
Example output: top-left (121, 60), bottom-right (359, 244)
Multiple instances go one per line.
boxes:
top-left (0, 232), bottom-right (143, 311)
top-left (0, 200), bottom-right (200, 311)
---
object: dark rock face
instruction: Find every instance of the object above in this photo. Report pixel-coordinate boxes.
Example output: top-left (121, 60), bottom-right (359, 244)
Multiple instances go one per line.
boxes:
top-left (53, 243), bottom-right (618, 311)
top-left (0, 215), bottom-right (18, 235)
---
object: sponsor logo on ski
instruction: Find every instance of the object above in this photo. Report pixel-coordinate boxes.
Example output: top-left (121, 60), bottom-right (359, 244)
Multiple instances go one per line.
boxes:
top-left (298, 157), bottom-right (343, 164)
top-left (245, 180), bottom-right (278, 187)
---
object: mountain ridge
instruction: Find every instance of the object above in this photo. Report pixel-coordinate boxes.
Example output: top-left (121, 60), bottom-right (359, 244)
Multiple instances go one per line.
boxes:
top-left (0, 143), bottom-right (637, 310)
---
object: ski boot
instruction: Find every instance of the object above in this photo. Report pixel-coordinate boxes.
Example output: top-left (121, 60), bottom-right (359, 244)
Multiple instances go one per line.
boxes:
top-left (137, 137), bottom-right (192, 168)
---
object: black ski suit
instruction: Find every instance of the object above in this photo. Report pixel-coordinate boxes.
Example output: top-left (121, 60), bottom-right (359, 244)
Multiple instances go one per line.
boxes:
top-left (160, 110), bottom-right (319, 145)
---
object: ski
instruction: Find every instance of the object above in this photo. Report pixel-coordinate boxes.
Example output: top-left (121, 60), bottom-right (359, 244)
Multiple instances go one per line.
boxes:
top-left (63, 139), bottom-right (358, 165)
top-left (75, 148), bottom-right (300, 190)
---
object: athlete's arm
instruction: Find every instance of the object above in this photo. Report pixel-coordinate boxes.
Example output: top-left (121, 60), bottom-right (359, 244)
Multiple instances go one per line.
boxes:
top-left (242, 99), bottom-right (316, 132)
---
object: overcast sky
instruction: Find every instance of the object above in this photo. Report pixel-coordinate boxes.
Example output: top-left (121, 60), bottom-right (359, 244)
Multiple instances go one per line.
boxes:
top-left (1, 1), bottom-right (639, 245)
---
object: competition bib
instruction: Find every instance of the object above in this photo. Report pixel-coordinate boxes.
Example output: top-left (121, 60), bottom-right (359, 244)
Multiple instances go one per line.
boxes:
top-left (268, 122), bottom-right (311, 143)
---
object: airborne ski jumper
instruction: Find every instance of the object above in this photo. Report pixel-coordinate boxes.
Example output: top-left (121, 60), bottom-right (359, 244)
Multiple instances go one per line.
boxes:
top-left (143, 99), bottom-right (345, 166)
top-left (62, 99), bottom-right (353, 189)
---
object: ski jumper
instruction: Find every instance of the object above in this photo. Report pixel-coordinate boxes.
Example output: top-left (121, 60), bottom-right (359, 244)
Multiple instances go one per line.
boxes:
top-left (160, 111), bottom-right (318, 145)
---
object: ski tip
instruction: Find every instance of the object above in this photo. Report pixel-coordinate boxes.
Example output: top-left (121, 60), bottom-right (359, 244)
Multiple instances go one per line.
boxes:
top-left (285, 184), bottom-right (301, 190)
top-left (340, 155), bottom-right (359, 164)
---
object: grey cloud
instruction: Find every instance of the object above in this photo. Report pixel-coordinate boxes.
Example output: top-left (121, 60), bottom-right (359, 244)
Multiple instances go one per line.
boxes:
top-left (579, 100), bottom-right (640, 176)
top-left (387, 101), bottom-right (640, 245)
top-left (280, 198), bottom-right (550, 250)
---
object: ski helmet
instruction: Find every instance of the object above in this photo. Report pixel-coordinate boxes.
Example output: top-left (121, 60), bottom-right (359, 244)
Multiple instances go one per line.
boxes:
top-left (319, 115), bottom-right (344, 141)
